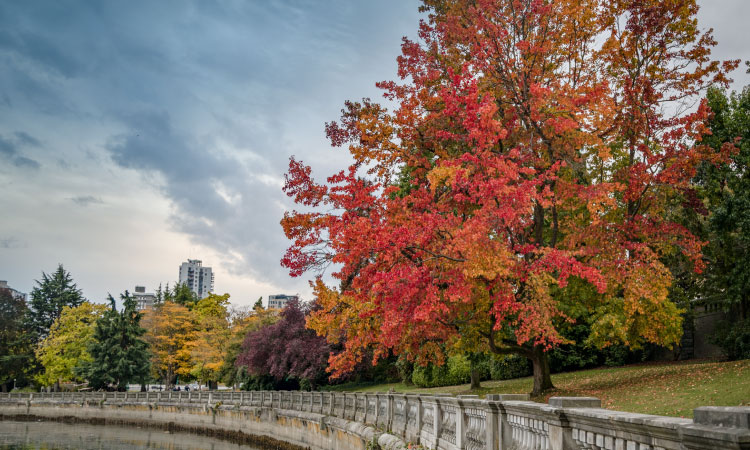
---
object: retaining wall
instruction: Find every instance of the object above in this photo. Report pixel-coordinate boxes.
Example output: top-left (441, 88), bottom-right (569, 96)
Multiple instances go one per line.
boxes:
top-left (1, 391), bottom-right (748, 450)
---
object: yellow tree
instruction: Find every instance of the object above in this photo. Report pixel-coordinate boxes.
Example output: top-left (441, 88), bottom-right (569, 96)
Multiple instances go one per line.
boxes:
top-left (141, 301), bottom-right (195, 387)
top-left (187, 293), bottom-right (231, 389)
top-left (36, 301), bottom-right (108, 388)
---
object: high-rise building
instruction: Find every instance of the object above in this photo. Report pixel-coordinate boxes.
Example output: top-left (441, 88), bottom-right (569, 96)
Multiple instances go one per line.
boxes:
top-left (178, 259), bottom-right (214, 299)
top-left (268, 294), bottom-right (299, 309)
top-left (0, 280), bottom-right (27, 301)
top-left (132, 285), bottom-right (157, 311)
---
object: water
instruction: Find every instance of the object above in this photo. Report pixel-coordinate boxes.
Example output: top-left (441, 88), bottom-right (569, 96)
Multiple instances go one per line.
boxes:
top-left (0, 421), bottom-right (262, 450)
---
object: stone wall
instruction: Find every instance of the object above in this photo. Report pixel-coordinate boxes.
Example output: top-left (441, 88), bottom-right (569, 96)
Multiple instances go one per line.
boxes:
top-left (2, 391), bottom-right (749, 450)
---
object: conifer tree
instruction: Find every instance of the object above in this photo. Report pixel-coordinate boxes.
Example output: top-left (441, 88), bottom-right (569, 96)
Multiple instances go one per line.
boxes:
top-left (28, 264), bottom-right (84, 342)
top-left (84, 292), bottom-right (150, 390)
top-left (172, 282), bottom-right (199, 307)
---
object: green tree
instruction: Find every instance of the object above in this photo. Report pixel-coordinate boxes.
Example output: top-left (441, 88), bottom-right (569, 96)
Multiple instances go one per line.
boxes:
top-left (697, 86), bottom-right (750, 319)
top-left (253, 297), bottom-right (264, 311)
top-left (172, 282), bottom-right (198, 307)
top-left (28, 265), bottom-right (84, 342)
top-left (36, 302), bottom-right (109, 388)
top-left (83, 292), bottom-right (150, 390)
top-left (0, 288), bottom-right (34, 392)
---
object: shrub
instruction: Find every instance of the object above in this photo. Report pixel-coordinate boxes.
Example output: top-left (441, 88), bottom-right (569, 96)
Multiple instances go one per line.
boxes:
top-left (711, 318), bottom-right (750, 360)
top-left (411, 355), bottom-right (472, 388)
top-left (489, 354), bottom-right (532, 380)
top-left (395, 356), bottom-right (415, 385)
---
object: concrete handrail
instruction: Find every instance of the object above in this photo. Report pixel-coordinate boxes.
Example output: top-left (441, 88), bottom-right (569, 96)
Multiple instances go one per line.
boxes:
top-left (2, 391), bottom-right (748, 449)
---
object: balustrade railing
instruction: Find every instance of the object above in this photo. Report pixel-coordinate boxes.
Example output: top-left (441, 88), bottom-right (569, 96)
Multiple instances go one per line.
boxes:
top-left (3, 390), bottom-right (747, 450)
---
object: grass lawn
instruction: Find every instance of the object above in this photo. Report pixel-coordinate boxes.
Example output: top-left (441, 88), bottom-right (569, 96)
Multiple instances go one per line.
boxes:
top-left (325, 359), bottom-right (750, 418)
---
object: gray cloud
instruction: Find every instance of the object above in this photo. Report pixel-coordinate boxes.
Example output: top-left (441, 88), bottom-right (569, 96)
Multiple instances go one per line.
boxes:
top-left (1, 0), bottom-right (744, 304)
top-left (70, 195), bottom-right (104, 207)
top-left (0, 0), bottom-right (418, 299)
top-left (0, 132), bottom-right (41, 169)
top-left (0, 237), bottom-right (27, 249)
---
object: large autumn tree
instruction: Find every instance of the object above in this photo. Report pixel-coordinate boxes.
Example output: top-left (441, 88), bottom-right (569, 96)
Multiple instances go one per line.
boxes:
top-left (187, 293), bottom-right (231, 389)
top-left (142, 300), bottom-right (195, 387)
top-left (282, 0), bottom-right (738, 394)
top-left (36, 301), bottom-right (109, 388)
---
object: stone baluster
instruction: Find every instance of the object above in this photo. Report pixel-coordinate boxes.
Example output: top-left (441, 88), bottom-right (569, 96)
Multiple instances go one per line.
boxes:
top-left (434, 397), bottom-right (442, 443)
top-left (387, 392), bottom-right (394, 430)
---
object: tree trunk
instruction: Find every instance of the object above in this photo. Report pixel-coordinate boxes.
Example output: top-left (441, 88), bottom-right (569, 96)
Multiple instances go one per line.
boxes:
top-left (529, 347), bottom-right (554, 396)
top-left (470, 367), bottom-right (481, 390)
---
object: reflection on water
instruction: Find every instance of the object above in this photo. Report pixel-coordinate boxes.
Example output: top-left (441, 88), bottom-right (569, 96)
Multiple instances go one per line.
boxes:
top-left (0, 421), bottom-right (262, 450)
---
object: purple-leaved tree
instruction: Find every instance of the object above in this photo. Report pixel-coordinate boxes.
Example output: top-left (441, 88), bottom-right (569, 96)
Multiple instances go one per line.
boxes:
top-left (236, 300), bottom-right (330, 390)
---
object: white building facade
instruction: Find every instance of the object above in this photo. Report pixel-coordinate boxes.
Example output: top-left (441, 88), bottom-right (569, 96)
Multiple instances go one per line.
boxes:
top-left (268, 294), bottom-right (299, 309)
top-left (178, 259), bottom-right (214, 299)
top-left (132, 285), bottom-right (157, 311)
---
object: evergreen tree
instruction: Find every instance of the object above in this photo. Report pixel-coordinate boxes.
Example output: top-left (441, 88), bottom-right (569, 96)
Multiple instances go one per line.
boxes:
top-left (28, 264), bottom-right (84, 342)
top-left (253, 296), bottom-right (264, 311)
top-left (84, 292), bottom-right (150, 390)
top-left (154, 283), bottom-right (164, 305)
top-left (172, 282), bottom-right (198, 307)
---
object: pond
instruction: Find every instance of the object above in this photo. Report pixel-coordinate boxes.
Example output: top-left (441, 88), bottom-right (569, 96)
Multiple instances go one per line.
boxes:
top-left (0, 420), bottom-right (263, 450)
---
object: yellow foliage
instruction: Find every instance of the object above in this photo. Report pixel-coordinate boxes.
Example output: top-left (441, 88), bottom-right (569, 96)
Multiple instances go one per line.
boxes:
top-left (35, 302), bottom-right (109, 386)
top-left (142, 301), bottom-right (196, 383)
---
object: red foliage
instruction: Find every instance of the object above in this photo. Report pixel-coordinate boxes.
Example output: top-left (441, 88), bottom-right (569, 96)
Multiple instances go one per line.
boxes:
top-left (281, 0), bottom-right (738, 394)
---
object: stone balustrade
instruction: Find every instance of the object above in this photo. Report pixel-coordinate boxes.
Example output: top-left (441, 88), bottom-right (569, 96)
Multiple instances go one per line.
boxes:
top-left (2, 391), bottom-right (749, 449)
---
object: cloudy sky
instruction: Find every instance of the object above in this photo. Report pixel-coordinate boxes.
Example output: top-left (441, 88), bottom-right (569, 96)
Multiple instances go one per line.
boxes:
top-left (1, 1), bottom-right (748, 307)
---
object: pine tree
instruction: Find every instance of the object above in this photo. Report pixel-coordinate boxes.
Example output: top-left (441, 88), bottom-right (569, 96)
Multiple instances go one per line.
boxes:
top-left (84, 292), bottom-right (150, 390)
top-left (28, 264), bottom-right (84, 342)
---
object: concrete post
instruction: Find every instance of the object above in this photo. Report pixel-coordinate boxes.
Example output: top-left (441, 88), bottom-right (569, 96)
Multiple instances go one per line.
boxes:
top-left (484, 398), bottom-right (501, 450)
top-left (680, 407), bottom-right (750, 450)
top-left (546, 397), bottom-right (600, 450)
top-left (485, 393), bottom-right (530, 450)
top-left (456, 400), bottom-right (465, 449)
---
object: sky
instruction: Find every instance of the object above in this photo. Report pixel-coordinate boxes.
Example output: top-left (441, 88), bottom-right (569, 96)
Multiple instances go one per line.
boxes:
top-left (1, 1), bottom-right (748, 307)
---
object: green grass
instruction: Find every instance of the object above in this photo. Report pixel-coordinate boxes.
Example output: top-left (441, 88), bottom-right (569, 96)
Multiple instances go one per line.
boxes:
top-left (325, 359), bottom-right (750, 418)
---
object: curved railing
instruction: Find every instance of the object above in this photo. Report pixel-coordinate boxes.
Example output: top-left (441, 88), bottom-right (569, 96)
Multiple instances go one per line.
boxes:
top-left (3, 391), bottom-right (748, 449)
